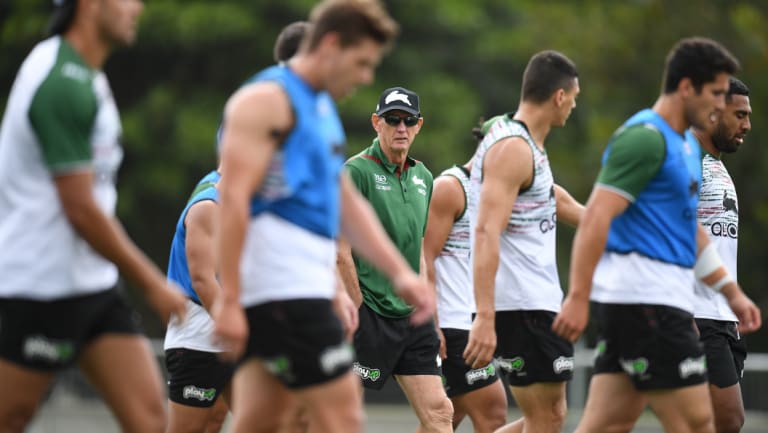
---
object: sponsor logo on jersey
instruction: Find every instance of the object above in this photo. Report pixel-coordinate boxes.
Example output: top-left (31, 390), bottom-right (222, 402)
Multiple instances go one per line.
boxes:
top-left (465, 364), bottom-right (496, 385)
top-left (678, 355), bottom-right (707, 379)
top-left (412, 175), bottom-right (426, 188)
top-left (23, 335), bottom-right (74, 363)
top-left (353, 362), bottom-right (381, 381)
top-left (539, 212), bottom-right (557, 233)
top-left (552, 356), bottom-right (575, 374)
top-left (374, 174), bottom-right (388, 184)
top-left (183, 385), bottom-right (216, 402)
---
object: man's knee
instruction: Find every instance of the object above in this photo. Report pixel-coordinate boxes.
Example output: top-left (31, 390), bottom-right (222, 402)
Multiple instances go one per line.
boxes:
top-left (714, 410), bottom-right (744, 433)
top-left (119, 400), bottom-right (167, 433)
top-left (0, 404), bottom-right (37, 433)
top-left (473, 402), bottom-right (507, 432)
top-left (419, 396), bottom-right (454, 429)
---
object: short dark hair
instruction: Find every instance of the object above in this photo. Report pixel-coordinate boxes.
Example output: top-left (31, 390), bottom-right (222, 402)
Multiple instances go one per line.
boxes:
top-left (662, 37), bottom-right (740, 94)
top-left (727, 76), bottom-right (750, 102)
top-left (273, 21), bottom-right (311, 63)
top-left (47, 0), bottom-right (77, 36)
top-left (521, 50), bottom-right (578, 104)
top-left (306, 0), bottom-right (398, 51)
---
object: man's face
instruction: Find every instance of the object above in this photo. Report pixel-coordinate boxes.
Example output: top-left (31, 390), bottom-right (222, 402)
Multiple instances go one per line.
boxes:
top-left (325, 37), bottom-right (383, 100)
top-left (555, 78), bottom-right (580, 127)
top-left (97, 0), bottom-right (144, 46)
top-left (686, 72), bottom-right (730, 131)
top-left (372, 109), bottom-right (423, 158)
top-left (711, 94), bottom-right (752, 154)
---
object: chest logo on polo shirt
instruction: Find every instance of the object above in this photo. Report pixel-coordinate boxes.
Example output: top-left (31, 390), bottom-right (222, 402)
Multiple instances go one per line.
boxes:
top-left (412, 175), bottom-right (426, 188)
top-left (374, 173), bottom-right (391, 191)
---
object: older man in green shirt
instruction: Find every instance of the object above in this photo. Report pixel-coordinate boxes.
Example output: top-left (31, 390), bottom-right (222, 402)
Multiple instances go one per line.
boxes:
top-left (338, 87), bottom-right (453, 433)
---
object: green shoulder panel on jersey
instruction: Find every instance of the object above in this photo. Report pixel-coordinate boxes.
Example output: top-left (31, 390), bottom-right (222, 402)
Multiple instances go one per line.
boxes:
top-left (345, 138), bottom-right (433, 318)
top-left (596, 123), bottom-right (666, 201)
top-left (28, 39), bottom-right (97, 173)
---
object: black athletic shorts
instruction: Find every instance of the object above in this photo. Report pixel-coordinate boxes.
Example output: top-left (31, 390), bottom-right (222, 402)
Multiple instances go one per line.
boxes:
top-left (592, 302), bottom-right (707, 390)
top-left (243, 299), bottom-right (354, 389)
top-left (353, 303), bottom-right (441, 390)
top-left (441, 328), bottom-right (499, 398)
top-left (165, 348), bottom-right (235, 407)
top-left (493, 310), bottom-right (574, 386)
top-left (0, 288), bottom-right (141, 371)
top-left (696, 318), bottom-right (747, 388)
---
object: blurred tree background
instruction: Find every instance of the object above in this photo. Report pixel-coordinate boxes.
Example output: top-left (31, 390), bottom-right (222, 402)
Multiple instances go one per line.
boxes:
top-left (1, 0), bottom-right (767, 348)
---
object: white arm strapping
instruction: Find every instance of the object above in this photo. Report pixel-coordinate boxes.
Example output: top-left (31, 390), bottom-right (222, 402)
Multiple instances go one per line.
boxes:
top-left (693, 243), bottom-right (724, 280)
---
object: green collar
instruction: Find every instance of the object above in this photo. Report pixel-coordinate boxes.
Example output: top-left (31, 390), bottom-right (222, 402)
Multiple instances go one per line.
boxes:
top-left (370, 138), bottom-right (417, 174)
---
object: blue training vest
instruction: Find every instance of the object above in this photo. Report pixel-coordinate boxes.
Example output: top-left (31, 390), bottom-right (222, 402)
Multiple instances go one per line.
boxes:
top-left (243, 65), bottom-right (345, 239)
top-left (604, 109), bottom-right (702, 268)
top-left (167, 170), bottom-right (220, 304)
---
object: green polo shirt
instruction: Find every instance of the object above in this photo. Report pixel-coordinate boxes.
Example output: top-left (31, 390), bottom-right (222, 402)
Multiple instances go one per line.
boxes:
top-left (346, 138), bottom-right (433, 318)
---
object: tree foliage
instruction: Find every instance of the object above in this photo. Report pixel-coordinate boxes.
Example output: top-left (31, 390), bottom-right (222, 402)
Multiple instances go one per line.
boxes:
top-left (2, 0), bottom-right (767, 345)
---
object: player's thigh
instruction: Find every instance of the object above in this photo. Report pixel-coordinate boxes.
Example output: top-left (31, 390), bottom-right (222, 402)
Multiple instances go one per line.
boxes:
top-left (78, 334), bottom-right (166, 431)
top-left (452, 379), bottom-right (507, 431)
top-left (229, 359), bottom-right (296, 433)
top-left (647, 383), bottom-right (714, 433)
top-left (574, 373), bottom-right (646, 433)
top-left (509, 381), bottom-right (567, 417)
top-left (396, 374), bottom-right (453, 422)
top-left (295, 371), bottom-right (363, 433)
top-left (0, 359), bottom-right (55, 430)
top-left (167, 399), bottom-right (229, 433)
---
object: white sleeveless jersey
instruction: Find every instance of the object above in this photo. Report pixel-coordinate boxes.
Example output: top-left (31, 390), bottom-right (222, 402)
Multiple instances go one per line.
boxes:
top-left (468, 119), bottom-right (562, 312)
top-left (694, 155), bottom-right (738, 321)
top-left (434, 166), bottom-right (473, 330)
top-left (0, 37), bottom-right (120, 299)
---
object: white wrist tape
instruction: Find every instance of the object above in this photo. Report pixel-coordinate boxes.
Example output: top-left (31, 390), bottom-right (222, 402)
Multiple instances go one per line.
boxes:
top-left (710, 274), bottom-right (735, 292)
top-left (694, 243), bottom-right (723, 280)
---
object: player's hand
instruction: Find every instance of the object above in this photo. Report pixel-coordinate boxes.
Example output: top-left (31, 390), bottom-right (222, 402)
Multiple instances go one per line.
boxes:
top-left (212, 298), bottom-right (248, 362)
top-left (723, 286), bottom-right (762, 334)
top-left (463, 314), bottom-right (495, 369)
top-left (393, 272), bottom-right (435, 326)
top-left (552, 295), bottom-right (589, 342)
top-left (145, 279), bottom-right (187, 325)
top-left (436, 327), bottom-right (447, 360)
top-left (332, 287), bottom-right (359, 341)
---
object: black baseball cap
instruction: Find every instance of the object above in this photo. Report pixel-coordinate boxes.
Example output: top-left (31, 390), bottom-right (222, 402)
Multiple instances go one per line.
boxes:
top-left (48, 0), bottom-right (77, 36)
top-left (375, 87), bottom-right (420, 116)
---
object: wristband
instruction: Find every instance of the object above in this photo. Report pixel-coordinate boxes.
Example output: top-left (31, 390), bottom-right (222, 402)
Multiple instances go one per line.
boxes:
top-left (694, 243), bottom-right (723, 280)
top-left (710, 274), bottom-right (735, 292)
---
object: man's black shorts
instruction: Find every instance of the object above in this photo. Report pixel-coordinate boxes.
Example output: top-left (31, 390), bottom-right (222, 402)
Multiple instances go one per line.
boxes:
top-left (353, 303), bottom-right (440, 390)
top-left (493, 310), bottom-right (574, 386)
top-left (0, 288), bottom-right (141, 371)
top-left (696, 318), bottom-right (746, 388)
top-left (166, 348), bottom-right (235, 407)
top-left (592, 302), bottom-right (707, 390)
top-left (243, 299), bottom-right (354, 389)
top-left (441, 328), bottom-right (499, 398)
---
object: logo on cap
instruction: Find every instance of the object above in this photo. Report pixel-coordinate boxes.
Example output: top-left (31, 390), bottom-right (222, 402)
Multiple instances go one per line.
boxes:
top-left (385, 90), bottom-right (412, 106)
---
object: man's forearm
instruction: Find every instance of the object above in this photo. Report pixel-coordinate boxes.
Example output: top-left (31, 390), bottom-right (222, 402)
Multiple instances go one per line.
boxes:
top-left (472, 230), bottom-right (499, 317)
top-left (337, 241), bottom-right (363, 306)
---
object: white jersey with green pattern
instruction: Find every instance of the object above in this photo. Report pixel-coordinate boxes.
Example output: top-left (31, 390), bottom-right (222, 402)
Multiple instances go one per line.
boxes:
top-left (694, 154), bottom-right (738, 321)
top-left (435, 166), bottom-right (473, 330)
top-left (0, 36), bottom-right (122, 300)
top-left (468, 118), bottom-right (562, 313)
